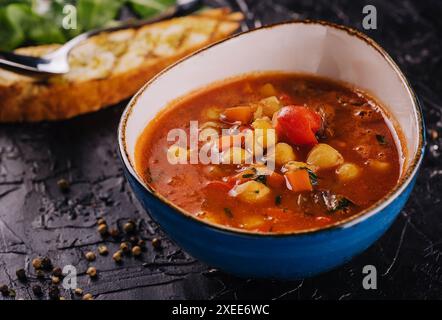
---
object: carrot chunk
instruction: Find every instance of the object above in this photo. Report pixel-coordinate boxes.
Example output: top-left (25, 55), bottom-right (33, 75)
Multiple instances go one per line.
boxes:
top-left (222, 106), bottom-right (253, 124)
top-left (284, 170), bottom-right (313, 192)
top-left (267, 172), bottom-right (285, 188)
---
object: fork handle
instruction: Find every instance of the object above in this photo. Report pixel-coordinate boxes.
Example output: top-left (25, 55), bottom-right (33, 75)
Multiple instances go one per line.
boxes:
top-left (0, 51), bottom-right (51, 76)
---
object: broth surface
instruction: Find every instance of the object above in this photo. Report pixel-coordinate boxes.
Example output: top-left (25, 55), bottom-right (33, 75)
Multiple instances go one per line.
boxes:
top-left (135, 73), bottom-right (401, 233)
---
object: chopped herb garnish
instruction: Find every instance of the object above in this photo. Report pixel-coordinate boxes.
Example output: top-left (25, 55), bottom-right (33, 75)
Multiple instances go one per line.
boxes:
top-left (254, 190), bottom-right (260, 194)
top-left (254, 175), bottom-right (267, 184)
top-left (376, 134), bottom-right (387, 145)
top-left (223, 208), bottom-right (233, 218)
top-left (242, 173), bottom-right (255, 178)
top-left (333, 197), bottom-right (352, 212)
top-left (275, 195), bottom-right (282, 206)
top-left (307, 169), bottom-right (318, 185)
top-left (320, 190), bottom-right (353, 212)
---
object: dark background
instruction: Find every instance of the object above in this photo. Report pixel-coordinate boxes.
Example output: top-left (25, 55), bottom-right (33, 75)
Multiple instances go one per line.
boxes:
top-left (0, 0), bottom-right (441, 300)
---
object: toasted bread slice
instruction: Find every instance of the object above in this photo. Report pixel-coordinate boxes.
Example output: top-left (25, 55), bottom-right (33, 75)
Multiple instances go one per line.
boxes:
top-left (0, 8), bottom-right (242, 122)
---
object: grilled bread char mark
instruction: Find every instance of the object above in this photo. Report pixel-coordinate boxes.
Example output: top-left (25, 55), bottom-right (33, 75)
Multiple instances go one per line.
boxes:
top-left (0, 8), bottom-right (243, 122)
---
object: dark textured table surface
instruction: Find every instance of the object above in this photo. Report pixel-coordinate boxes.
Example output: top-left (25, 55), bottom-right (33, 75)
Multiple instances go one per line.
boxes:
top-left (0, 0), bottom-right (441, 300)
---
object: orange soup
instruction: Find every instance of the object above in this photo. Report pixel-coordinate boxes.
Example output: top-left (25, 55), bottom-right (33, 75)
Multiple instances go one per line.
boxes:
top-left (135, 73), bottom-right (402, 233)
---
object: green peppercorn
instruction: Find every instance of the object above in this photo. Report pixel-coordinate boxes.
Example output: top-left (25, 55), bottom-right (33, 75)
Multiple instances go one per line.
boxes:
top-left (74, 288), bottom-right (83, 296)
top-left (430, 129), bottom-right (439, 140)
top-left (152, 238), bottom-right (161, 250)
top-left (57, 178), bottom-right (70, 192)
top-left (32, 257), bottom-right (42, 270)
top-left (109, 228), bottom-right (120, 238)
top-left (123, 221), bottom-right (135, 233)
top-left (137, 239), bottom-right (146, 248)
top-left (112, 251), bottom-right (122, 263)
top-left (98, 245), bottom-right (108, 256)
top-left (86, 267), bottom-right (97, 278)
top-left (120, 242), bottom-right (130, 253)
top-left (85, 251), bottom-right (96, 261)
top-left (97, 224), bottom-right (108, 236)
top-left (52, 276), bottom-right (61, 285)
top-left (132, 246), bottom-right (142, 257)
top-left (82, 293), bottom-right (93, 300)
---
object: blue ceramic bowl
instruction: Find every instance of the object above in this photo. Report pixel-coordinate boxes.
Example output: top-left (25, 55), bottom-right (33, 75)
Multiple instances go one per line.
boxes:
top-left (118, 21), bottom-right (425, 279)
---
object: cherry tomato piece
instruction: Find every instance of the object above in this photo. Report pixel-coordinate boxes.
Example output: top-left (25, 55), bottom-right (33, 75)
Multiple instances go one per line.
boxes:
top-left (275, 105), bottom-right (322, 145)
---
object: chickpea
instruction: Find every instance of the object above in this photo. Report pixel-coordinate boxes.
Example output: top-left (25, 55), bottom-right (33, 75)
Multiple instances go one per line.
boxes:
top-left (307, 144), bottom-right (344, 169)
top-left (240, 215), bottom-right (265, 229)
top-left (274, 142), bottom-right (296, 167)
top-left (229, 181), bottom-right (271, 204)
top-left (336, 163), bottom-right (361, 181)
top-left (221, 147), bottom-right (251, 164)
top-left (367, 159), bottom-right (390, 171)
top-left (203, 165), bottom-right (224, 178)
top-left (259, 83), bottom-right (277, 96)
top-left (253, 105), bottom-right (264, 120)
top-left (218, 135), bottom-right (240, 151)
top-left (248, 118), bottom-right (277, 150)
top-left (204, 107), bottom-right (222, 120)
top-left (252, 118), bottom-right (273, 130)
top-left (85, 251), bottom-right (96, 261)
top-left (167, 145), bottom-right (188, 163)
top-left (199, 128), bottom-right (218, 141)
top-left (200, 121), bottom-right (220, 130)
top-left (259, 96), bottom-right (282, 116)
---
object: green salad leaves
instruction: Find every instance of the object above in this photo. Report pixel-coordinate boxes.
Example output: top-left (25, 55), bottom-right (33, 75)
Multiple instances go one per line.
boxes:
top-left (0, 0), bottom-right (176, 51)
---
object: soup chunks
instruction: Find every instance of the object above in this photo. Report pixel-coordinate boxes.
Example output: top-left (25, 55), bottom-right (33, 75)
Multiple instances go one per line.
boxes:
top-left (135, 73), bottom-right (401, 233)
